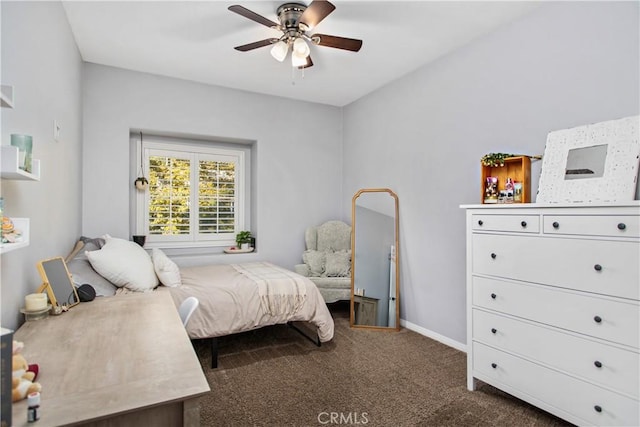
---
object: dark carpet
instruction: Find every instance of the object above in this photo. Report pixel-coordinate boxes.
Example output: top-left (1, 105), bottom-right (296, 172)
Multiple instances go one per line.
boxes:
top-left (194, 303), bottom-right (571, 427)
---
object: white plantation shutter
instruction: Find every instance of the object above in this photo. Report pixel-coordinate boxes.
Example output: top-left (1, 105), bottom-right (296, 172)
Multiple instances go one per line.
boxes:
top-left (198, 158), bottom-right (236, 236)
top-left (148, 152), bottom-right (191, 238)
top-left (136, 138), bottom-right (245, 248)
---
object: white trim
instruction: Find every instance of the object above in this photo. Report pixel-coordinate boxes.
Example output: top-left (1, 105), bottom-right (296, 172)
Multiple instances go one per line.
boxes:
top-left (400, 318), bottom-right (467, 353)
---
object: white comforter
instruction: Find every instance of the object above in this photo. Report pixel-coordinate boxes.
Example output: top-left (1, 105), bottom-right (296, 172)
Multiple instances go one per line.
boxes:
top-left (168, 262), bottom-right (334, 342)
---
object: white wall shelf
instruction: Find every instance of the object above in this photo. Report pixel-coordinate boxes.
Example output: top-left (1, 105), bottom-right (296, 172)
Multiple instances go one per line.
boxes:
top-left (1, 85), bottom-right (14, 109)
top-left (1, 145), bottom-right (40, 181)
top-left (0, 218), bottom-right (30, 254)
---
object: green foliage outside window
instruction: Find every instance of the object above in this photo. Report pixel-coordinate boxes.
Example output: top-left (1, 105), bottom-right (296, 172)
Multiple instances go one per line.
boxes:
top-left (148, 156), bottom-right (236, 236)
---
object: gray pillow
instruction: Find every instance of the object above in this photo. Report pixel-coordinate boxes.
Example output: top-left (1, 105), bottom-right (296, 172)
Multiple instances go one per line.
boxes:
top-left (325, 250), bottom-right (351, 277)
top-left (302, 250), bottom-right (325, 277)
top-left (66, 238), bottom-right (116, 297)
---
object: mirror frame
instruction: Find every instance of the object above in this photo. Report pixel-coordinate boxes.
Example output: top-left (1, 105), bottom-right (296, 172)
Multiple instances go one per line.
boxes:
top-left (350, 188), bottom-right (400, 331)
top-left (36, 256), bottom-right (80, 310)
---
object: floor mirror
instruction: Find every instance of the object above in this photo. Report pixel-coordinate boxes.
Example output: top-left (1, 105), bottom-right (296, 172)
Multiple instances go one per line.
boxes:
top-left (350, 188), bottom-right (400, 330)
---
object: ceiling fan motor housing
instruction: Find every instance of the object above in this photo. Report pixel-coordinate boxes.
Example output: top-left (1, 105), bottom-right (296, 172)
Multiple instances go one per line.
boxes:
top-left (277, 3), bottom-right (307, 31)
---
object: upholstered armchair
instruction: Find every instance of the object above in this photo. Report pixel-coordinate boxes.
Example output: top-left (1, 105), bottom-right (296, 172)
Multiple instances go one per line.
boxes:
top-left (294, 220), bottom-right (352, 303)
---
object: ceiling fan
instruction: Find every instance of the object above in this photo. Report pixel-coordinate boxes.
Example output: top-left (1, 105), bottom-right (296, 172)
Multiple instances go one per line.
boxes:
top-left (228, 0), bottom-right (363, 69)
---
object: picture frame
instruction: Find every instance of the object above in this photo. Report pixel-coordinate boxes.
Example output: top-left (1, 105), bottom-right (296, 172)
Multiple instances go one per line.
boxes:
top-left (536, 115), bottom-right (640, 204)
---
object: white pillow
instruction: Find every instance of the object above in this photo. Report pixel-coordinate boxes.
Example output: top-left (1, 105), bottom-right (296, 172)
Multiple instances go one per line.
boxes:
top-left (152, 248), bottom-right (181, 287)
top-left (86, 236), bottom-right (158, 292)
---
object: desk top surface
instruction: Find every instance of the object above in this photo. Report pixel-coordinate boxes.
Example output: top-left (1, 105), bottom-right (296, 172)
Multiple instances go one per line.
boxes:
top-left (11, 289), bottom-right (210, 426)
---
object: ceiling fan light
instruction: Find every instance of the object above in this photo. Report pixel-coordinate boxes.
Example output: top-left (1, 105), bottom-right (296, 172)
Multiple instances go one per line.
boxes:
top-left (293, 37), bottom-right (310, 57)
top-left (291, 50), bottom-right (308, 67)
top-left (270, 41), bottom-right (288, 62)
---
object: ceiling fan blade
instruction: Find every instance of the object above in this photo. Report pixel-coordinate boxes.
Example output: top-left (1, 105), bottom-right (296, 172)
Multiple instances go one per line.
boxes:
top-left (228, 5), bottom-right (278, 28)
top-left (299, 0), bottom-right (336, 31)
top-left (234, 39), bottom-right (278, 52)
top-left (298, 55), bottom-right (314, 69)
top-left (313, 34), bottom-right (363, 52)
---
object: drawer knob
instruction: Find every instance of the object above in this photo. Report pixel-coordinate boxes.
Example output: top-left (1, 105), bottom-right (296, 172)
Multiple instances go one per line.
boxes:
top-left (594, 405), bottom-right (602, 413)
top-left (490, 293), bottom-right (497, 300)
top-left (478, 220), bottom-right (484, 226)
top-left (594, 264), bottom-right (602, 272)
top-left (618, 223), bottom-right (626, 230)
top-left (491, 328), bottom-right (497, 334)
top-left (491, 363), bottom-right (497, 369)
top-left (594, 360), bottom-right (603, 368)
top-left (491, 253), bottom-right (497, 259)
top-left (552, 221), bottom-right (560, 229)
top-left (520, 221), bottom-right (527, 228)
top-left (594, 315), bottom-right (602, 323)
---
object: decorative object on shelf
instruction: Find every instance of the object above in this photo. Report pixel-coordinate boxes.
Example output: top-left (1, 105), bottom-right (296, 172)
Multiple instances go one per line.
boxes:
top-left (484, 177), bottom-right (498, 203)
top-left (1, 217), bottom-right (22, 244)
top-left (235, 230), bottom-right (253, 250)
top-left (537, 115), bottom-right (640, 204)
top-left (481, 153), bottom-right (542, 168)
top-left (132, 235), bottom-right (146, 247)
top-left (224, 246), bottom-right (254, 254)
top-left (481, 153), bottom-right (515, 167)
top-left (481, 156), bottom-right (533, 204)
top-left (134, 132), bottom-right (149, 192)
top-left (0, 146), bottom-right (41, 181)
top-left (10, 134), bottom-right (33, 173)
top-left (514, 182), bottom-right (523, 202)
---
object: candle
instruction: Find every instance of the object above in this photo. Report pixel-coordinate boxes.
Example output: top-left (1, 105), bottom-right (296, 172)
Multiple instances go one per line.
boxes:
top-left (25, 293), bottom-right (47, 311)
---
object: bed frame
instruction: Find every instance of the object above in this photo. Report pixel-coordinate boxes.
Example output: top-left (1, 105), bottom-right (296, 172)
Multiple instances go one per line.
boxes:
top-left (208, 322), bottom-right (321, 368)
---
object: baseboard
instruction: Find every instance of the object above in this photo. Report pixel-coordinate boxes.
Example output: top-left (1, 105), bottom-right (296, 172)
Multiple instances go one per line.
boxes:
top-left (400, 319), bottom-right (467, 353)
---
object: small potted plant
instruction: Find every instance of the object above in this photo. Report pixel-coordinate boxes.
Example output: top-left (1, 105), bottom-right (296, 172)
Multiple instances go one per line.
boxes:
top-left (235, 231), bottom-right (252, 250)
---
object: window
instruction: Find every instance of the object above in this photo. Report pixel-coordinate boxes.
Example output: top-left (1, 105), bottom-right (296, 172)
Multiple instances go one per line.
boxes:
top-left (134, 135), bottom-right (247, 248)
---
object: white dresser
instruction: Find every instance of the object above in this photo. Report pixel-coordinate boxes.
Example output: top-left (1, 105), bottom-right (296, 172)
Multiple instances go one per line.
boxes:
top-left (462, 203), bottom-right (639, 426)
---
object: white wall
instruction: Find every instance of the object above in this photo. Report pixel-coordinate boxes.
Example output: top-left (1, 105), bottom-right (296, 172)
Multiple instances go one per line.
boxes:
top-left (1, 2), bottom-right (83, 330)
top-left (343, 2), bottom-right (639, 345)
top-left (82, 64), bottom-right (344, 269)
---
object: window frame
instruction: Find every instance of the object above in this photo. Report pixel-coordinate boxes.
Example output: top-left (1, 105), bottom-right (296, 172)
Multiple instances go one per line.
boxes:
top-left (134, 137), bottom-right (246, 249)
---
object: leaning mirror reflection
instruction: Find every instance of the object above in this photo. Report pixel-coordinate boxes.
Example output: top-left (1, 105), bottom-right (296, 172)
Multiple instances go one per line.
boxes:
top-left (350, 188), bottom-right (399, 330)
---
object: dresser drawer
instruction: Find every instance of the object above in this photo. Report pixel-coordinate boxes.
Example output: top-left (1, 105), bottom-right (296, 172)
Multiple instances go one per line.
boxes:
top-left (473, 309), bottom-right (639, 397)
top-left (473, 342), bottom-right (640, 427)
top-left (472, 234), bottom-right (639, 300)
top-left (473, 277), bottom-right (639, 348)
top-left (543, 215), bottom-right (640, 238)
top-left (472, 214), bottom-right (540, 233)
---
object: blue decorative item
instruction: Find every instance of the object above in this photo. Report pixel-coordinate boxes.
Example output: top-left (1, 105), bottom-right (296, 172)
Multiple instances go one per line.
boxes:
top-left (10, 134), bottom-right (33, 173)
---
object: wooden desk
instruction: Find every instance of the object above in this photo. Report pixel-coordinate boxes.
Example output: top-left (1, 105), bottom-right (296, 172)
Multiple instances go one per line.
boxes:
top-left (11, 289), bottom-right (210, 426)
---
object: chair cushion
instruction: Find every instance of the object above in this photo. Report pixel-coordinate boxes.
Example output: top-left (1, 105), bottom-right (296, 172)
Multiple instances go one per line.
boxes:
top-left (302, 250), bottom-right (325, 276)
top-left (325, 250), bottom-right (351, 277)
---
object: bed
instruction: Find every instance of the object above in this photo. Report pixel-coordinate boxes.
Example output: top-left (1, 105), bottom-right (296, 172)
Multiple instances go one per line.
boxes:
top-left (65, 236), bottom-right (334, 368)
top-left (167, 262), bottom-right (335, 367)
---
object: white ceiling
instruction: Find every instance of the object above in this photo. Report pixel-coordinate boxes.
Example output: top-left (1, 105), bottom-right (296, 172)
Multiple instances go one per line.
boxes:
top-left (62, 1), bottom-right (540, 107)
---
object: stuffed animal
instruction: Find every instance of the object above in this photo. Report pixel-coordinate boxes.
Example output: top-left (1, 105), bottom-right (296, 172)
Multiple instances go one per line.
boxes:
top-left (12, 340), bottom-right (42, 402)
